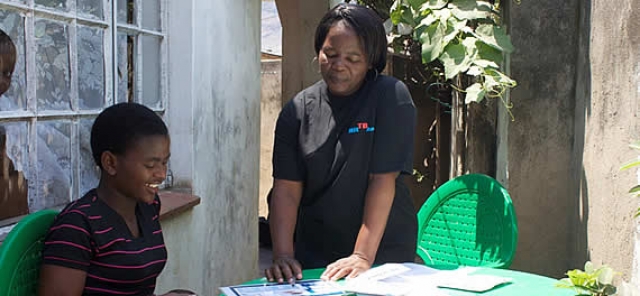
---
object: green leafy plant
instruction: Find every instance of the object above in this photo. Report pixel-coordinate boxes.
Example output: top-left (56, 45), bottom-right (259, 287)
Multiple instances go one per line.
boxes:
top-left (621, 141), bottom-right (640, 217)
top-left (556, 261), bottom-right (617, 296)
top-left (388, 0), bottom-right (516, 108)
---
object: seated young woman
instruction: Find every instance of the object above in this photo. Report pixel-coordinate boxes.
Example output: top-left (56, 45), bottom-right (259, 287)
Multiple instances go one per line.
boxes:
top-left (38, 103), bottom-right (195, 296)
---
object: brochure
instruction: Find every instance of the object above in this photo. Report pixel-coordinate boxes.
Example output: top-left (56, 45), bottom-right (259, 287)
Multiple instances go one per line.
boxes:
top-left (220, 279), bottom-right (346, 296)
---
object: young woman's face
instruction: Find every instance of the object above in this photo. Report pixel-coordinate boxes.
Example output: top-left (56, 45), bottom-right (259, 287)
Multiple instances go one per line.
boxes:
top-left (0, 57), bottom-right (14, 96)
top-left (318, 20), bottom-right (370, 97)
top-left (113, 135), bottom-right (170, 204)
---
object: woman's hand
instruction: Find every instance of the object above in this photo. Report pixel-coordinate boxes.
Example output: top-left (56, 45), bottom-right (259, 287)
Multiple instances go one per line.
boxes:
top-left (320, 253), bottom-right (371, 281)
top-left (265, 255), bottom-right (303, 283)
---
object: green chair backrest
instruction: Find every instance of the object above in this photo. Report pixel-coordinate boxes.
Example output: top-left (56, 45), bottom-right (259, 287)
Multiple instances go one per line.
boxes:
top-left (0, 209), bottom-right (58, 296)
top-left (416, 174), bottom-right (518, 268)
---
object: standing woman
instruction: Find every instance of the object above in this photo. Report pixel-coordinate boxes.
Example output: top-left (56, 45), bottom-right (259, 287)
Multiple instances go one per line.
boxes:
top-left (266, 3), bottom-right (417, 283)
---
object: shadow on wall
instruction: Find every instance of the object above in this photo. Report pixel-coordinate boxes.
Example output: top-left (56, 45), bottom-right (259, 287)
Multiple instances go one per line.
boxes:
top-left (571, 0), bottom-right (592, 270)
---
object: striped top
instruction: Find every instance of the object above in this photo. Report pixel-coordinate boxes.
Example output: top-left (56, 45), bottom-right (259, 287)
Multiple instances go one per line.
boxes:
top-left (42, 189), bottom-right (167, 296)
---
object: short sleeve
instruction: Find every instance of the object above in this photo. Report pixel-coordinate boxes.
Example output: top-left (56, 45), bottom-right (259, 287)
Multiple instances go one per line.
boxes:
top-left (153, 194), bottom-right (161, 215)
top-left (272, 100), bottom-right (305, 181)
top-left (370, 79), bottom-right (416, 175)
top-left (41, 211), bottom-right (93, 271)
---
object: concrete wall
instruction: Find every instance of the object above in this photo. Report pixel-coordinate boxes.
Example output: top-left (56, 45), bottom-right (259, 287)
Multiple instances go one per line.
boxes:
top-left (259, 59), bottom-right (282, 217)
top-left (506, 0), bottom-right (581, 277)
top-left (508, 0), bottom-right (640, 284)
top-left (274, 0), bottom-right (328, 104)
top-left (157, 0), bottom-right (261, 294)
top-left (578, 0), bottom-right (640, 285)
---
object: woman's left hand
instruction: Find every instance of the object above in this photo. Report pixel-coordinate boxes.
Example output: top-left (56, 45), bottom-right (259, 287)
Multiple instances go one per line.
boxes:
top-left (320, 253), bottom-right (371, 281)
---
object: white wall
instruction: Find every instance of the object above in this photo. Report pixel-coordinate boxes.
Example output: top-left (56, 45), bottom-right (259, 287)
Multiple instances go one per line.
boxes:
top-left (158, 0), bottom-right (261, 294)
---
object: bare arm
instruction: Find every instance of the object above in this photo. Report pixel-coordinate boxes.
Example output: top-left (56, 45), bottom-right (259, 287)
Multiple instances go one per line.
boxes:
top-left (353, 172), bottom-right (398, 261)
top-left (265, 178), bottom-right (304, 282)
top-left (38, 264), bottom-right (87, 296)
top-left (322, 171), bottom-right (399, 280)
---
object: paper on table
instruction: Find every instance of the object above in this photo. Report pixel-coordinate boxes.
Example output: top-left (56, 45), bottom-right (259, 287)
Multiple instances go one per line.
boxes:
top-left (343, 263), bottom-right (449, 296)
top-left (219, 279), bottom-right (345, 296)
top-left (432, 267), bottom-right (512, 292)
top-left (343, 263), bottom-right (512, 295)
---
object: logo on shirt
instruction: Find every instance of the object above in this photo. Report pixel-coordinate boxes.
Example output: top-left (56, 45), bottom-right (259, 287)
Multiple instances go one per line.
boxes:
top-left (348, 122), bottom-right (375, 134)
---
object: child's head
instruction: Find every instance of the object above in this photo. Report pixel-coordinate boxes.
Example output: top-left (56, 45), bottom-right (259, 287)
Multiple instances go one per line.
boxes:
top-left (91, 103), bottom-right (170, 203)
top-left (0, 29), bottom-right (17, 96)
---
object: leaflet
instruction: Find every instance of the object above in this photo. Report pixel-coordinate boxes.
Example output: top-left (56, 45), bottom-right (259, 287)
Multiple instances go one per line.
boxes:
top-left (220, 279), bottom-right (346, 296)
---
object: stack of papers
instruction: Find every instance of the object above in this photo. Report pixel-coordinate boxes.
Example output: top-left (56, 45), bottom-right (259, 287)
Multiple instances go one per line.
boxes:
top-left (219, 263), bottom-right (512, 296)
top-left (342, 263), bottom-right (512, 296)
top-left (343, 263), bottom-right (446, 296)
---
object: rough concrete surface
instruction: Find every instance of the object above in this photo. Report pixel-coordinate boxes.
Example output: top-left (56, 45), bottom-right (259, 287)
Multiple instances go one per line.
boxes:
top-left (259, 60), bottom-right (282, 218)
top-left (507, 0), bottom-right (581, 277)
top-left (579, 0), bottom-right (640, 283)
top-left (156, 0), bottom-right (262, 294)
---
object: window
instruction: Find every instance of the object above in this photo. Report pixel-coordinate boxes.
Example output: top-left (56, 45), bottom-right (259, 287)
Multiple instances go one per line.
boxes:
top-left (0, 0), bottom-right (165, 224)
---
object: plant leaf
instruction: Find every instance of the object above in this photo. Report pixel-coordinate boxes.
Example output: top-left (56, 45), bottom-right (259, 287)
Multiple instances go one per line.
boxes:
top-left (485, 68), bottom-right (517, 87)
top-left (416, 13), bottom-right (438, 30)
top-left (449, 0), bottom-right (493, 20)
top-left (464, 83), bottom-right (486, 103)
top-left (474, 24), bottom-right (515, 53)
top-left (407, 0), bottom-right (425, 10)
top-left (467, 65), bottom-right (483, 76)
top-left (476, 40), bottom-right (504, 65)
top-left (598, 267), bottom-right (614, 285)
top-left (432, 6), bottom-right (452, 23)
top-left (441, 42), bottom-right (473, 79)
top-left (603, 284), bottom-right (617, 295)
top-left (389, 1), bottom-right (403, 24)
top-left (631, 141), bottom-right (640, 150)
top-left (419, 21), bottom-right (447, 63)
top-left (584, 261), bottom-right (594, 274)
top-left (474, 59), bottom-right (499, 68)
top-left (621, 159), bottom-right (640, 170)
top-left (390, 2), bottom-right (416, 26)
top-left (630, 185), bottom-right (640, 194)
top-left (418, 0), bottom-right (448, 10)
top-left (398, 22), bottom-right (413, 35)
top-left (443, 17), bottom-right (467, 43)
top-left (555, 278), bottom-right (574, 289)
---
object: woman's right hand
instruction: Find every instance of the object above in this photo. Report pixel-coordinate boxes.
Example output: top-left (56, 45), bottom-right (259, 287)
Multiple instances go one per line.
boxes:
top-left (265, 255), bottom-right (302, 283)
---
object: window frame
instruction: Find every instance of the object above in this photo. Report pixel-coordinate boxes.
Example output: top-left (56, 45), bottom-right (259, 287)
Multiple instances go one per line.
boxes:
top-left (0, 0), bottom-right (168, 230)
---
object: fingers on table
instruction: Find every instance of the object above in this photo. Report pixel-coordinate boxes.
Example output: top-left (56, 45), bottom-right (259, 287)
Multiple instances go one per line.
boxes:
top-left (266, 259), bottom-right (301, 283)
top-left (321, 265), bottom-right (353, 281)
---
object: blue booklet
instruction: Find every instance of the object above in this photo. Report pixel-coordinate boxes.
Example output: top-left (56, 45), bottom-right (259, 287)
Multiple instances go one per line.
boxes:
top-left (220, 279), bottom-right (348, 296)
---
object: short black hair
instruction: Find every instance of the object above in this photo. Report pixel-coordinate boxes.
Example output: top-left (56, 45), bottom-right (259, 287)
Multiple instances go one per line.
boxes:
top-left (314, 3), bottom-right (387, 73)
top-left (91, 103), bottom-right (168, 168)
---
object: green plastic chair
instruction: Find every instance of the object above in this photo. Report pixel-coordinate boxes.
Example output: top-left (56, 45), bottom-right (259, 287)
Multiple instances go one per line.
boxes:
top-left (0, 209), bottom-right (58, 296)
top-left (416, 174), bottom-right (518, 269)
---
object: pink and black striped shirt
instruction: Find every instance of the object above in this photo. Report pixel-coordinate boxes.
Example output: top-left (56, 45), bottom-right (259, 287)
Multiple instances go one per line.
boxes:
top-left (42, 189), bottom-right (167, 296)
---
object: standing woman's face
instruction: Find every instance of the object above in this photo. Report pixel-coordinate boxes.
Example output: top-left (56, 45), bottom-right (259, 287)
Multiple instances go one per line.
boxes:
top-left (318, 20), bottom-right (370, 97)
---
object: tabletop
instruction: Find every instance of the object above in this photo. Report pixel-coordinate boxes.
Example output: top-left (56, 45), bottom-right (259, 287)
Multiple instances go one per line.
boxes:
top-left (236, 267), bottom-right (576, 296)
